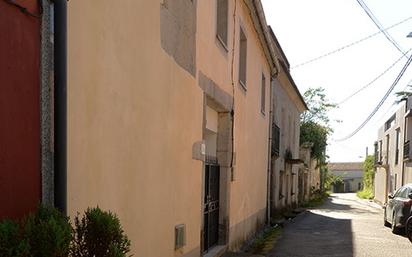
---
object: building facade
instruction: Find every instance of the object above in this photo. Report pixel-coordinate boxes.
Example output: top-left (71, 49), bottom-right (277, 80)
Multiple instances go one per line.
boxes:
top-left (0, 1), bottom-right (307, 257)
top-left (268, 28), bottom-right (308, 212)
top-left (374, 104), bottom-right (406, 204)
top-left (67, 1), bottom-right (297, 257)
top-left (328, 162), bottom-right (363, 193)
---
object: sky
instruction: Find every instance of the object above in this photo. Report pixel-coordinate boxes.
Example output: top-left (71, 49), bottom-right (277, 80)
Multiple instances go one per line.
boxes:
top-left (262, 0), bottom-right (412, 163)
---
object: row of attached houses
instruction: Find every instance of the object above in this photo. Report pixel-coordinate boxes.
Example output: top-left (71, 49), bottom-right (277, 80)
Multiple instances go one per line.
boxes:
top-left (0, 1), bottom-right (319, 257)
top-left (375, 96), bottom-right (412, 205)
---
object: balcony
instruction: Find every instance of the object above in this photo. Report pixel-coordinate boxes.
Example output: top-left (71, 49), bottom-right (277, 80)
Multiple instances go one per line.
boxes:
top-left (271, 123), bottom-right (280, 157)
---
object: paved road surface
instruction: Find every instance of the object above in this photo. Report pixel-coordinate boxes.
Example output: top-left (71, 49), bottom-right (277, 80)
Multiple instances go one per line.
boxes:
top-left (268, 193), bottom-right (412, 257)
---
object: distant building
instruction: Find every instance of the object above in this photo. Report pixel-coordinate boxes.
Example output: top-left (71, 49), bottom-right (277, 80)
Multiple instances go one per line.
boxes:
top-left (328, 162), bottom-right (363, 193)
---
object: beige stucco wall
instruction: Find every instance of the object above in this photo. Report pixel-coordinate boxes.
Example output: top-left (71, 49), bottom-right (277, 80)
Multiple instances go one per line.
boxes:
top-left (197, 0), bottom-right (271, 249)
top-left (375, 103), bottom-right (405, 204)
top-left (68, 0), bottom-right (277, 256)
top-left (403, 98), bottom-right (412, 184)
top-left (374, 96), bottom-right (412, 203)
top-left (68, 1), bottom-right (204, 257)
top-left (271, 76), bottom-right (301, 211)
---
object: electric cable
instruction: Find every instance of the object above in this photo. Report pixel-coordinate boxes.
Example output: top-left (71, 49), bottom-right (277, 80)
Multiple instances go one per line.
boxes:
top-left (335, 53), bottom-right (412, 141)
top-left (356, 0), bottom-right (409, 59)
top-left (291, 16), bottom-right (412, 69)
top-left (338, 48), bottom-right (412, 105)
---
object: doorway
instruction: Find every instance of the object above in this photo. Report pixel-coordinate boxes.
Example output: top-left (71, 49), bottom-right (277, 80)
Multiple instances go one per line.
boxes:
top-left (203, 160), bottom-right (220, 251)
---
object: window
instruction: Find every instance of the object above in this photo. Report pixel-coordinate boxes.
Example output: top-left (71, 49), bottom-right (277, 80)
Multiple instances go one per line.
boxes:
top-left (279, 171), bottom-right (284, 200)
top-left (216, 0), bottom-right (228, 48)
top-left (379, 140), bottom-right (383, 163)
top-left (238, 27), bottom-right (247, 88)
top-left (394, 174), bottom-right (398, 191)
top-left (386, 135), bottom-right (390, 165)
top-left (261, 73), bottom-right (266, 114)
top-left (395, 128), bottom-right (400, 165)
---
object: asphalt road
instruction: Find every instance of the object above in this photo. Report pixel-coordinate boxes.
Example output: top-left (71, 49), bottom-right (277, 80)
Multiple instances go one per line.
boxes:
top-left (268, 193), bottom-right (412, 257)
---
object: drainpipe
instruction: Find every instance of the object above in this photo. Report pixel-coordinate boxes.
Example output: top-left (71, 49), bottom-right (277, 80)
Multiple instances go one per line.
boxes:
top-left (266, 76), bottom-right (276, 225)
top-left (402, 98), bottom-right (408, 186)
top-left (53, 0), bottom-right (67, 214)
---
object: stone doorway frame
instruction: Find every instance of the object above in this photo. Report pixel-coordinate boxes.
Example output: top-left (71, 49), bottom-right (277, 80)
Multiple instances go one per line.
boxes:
top-left (198, 71), bottom-right (233, 254)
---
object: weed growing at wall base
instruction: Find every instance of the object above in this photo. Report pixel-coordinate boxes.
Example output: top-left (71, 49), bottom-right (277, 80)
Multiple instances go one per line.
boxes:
top-left (357, 188), bottom-right (374, 200)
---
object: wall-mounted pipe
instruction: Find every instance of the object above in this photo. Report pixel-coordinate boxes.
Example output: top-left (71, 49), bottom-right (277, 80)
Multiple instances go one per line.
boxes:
top-left (53, 0), bottom-right (67, 214)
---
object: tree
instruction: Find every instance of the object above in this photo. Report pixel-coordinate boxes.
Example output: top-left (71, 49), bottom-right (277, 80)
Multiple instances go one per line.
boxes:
top-left (395, 84), bottom-right (412, 103)
top-left (300, 87), bottom-right (337, 191)
top-left (300, 87), bottom-right (337, 127)
top-left (300, 87), bottom-right (336, 161)
top-left (300, 121), bottom-right (328, 160)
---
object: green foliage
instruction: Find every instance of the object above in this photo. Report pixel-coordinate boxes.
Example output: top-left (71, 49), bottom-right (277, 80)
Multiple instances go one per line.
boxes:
top-left (357, 155), bottom-right (375, 199)
top-left (249, 226), bottom-right (281, 255)
top-left (324, 168), bottom-right (343, 190)
top-left (357, 188), bottom-right (374, 199)
top-left (362, 155), bottom-right (375, 190)
top-left (23, 205), bottom-right (72, 257)
top-left (300, 87), bottom-right (337, 189)
top-left (0, 206), bottom-right (132, 257)
top-left (300, 121), bottom-right (329, 160)
top-left (395, 84), bottom-right (412, 103)
top-left (71, 207), bottom-right (131, 257)
top-left (301, 87), bottom-right (337, 126)
top-left (302, 188), bottom-right (330, 208)
top-left (0, 206), bottom-right (71, 257)
top-left (0, 220), bottom-right (29, 257)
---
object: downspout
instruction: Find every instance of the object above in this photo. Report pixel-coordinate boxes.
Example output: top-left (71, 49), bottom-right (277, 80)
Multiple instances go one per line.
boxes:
top-left (266, 77), bottom-right (274, 225)
top-left (402, 98), bottom-right (408, 186)
top-left (53, 0), bottom-right (67, 214)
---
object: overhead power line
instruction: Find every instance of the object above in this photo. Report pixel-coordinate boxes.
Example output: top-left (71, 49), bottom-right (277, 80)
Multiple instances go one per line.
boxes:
top-left (337, 48), bottom-right (412, 105)
top-left (369, 78), bottom-right (412, 128)
top-left (335, 53), bottom-right (412, 141)
top-left (356, 0), bottom-right (409, 59)
top-left (291, 15), bottom-right (412, 69)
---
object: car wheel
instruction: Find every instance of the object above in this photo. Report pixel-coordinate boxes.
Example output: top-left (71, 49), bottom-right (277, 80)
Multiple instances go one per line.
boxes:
top-left (384, 208), bottom-right (390, 227)
top-left (406, 217), bottom-right (412, 242)
top-left (392, 212), bottom-right (399, 234)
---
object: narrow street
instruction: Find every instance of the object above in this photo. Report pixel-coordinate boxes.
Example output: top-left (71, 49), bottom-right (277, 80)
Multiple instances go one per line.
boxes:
top-left (268, 193), bottom-right (412, 257)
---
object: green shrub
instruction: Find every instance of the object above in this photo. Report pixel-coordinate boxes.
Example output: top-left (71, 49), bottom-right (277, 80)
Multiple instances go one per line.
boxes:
top-left (71, 207), bottom-right (131, 257)
top-left (0, 219), bottom-right (29, 257)
top-left (357, 188), bottom-right (374, 199)
top-left (23, 205), bottom-right (72, 257)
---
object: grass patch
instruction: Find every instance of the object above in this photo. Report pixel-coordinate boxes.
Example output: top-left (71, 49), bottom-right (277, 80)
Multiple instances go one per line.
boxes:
top-left (248, 226), bottom-right (282, 255)
top-left (302, 198), bottom-right (325, 208)
top-left (357, 188), bottom-right (374, 199)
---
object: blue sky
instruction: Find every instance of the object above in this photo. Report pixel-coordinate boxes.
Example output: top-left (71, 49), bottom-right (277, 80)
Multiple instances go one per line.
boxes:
top-left (262, 0), bottom-right (412, 162)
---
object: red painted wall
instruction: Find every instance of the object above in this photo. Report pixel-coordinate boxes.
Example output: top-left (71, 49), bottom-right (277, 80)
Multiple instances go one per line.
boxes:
top-left (0, 0), bottom-right (42, 219)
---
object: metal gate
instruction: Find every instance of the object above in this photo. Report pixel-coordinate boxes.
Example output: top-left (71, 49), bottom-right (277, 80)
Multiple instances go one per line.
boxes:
top-left (203, 160), bottom-right (220, 252)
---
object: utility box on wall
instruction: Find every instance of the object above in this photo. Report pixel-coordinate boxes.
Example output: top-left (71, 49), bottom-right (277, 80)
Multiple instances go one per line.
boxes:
top-left (175, 224), bottom-right (186, 249)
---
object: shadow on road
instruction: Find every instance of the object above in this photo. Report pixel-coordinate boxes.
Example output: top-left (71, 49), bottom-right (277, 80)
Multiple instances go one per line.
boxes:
top-left (316, 195), bottom-right (381, 215)
top-left (268, 197), bottom-right (355, 257)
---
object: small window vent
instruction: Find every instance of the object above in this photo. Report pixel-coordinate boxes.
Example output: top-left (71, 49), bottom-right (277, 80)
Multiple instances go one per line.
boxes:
top-left (175, 224), bottom-right (186, 249)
